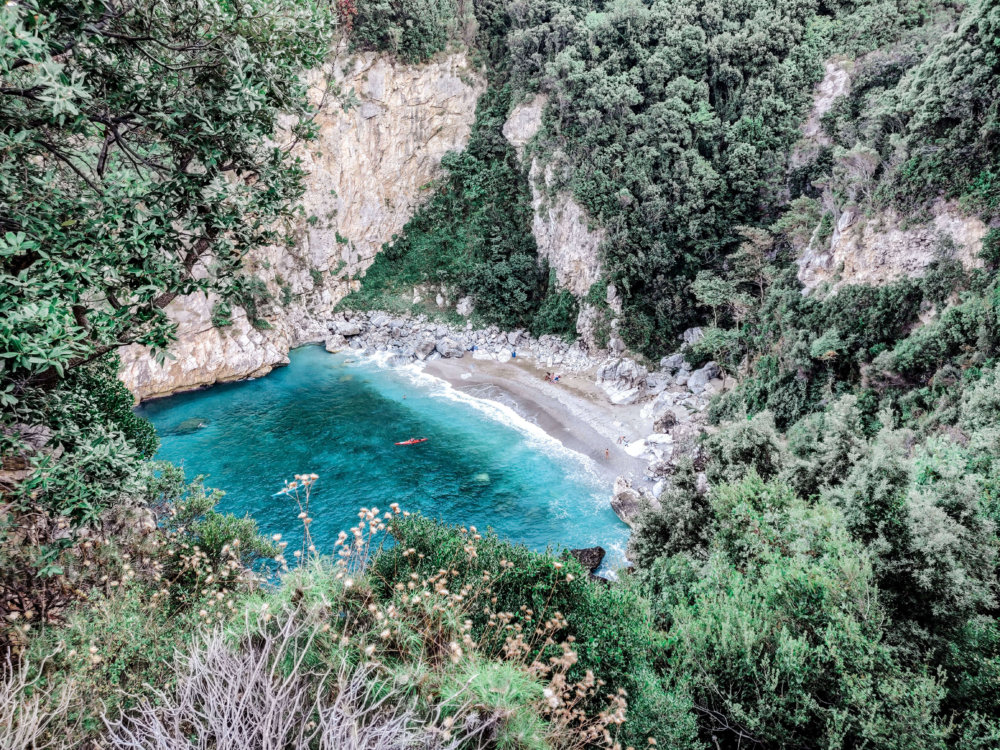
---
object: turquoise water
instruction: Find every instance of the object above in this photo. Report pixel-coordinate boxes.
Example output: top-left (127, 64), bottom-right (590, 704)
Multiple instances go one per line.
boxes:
top-left (138, 346), bottom-right (629, 568)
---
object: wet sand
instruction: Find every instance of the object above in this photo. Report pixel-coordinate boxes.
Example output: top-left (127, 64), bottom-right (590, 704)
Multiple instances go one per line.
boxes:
top-left (424, 355), bottom-right (653, 486)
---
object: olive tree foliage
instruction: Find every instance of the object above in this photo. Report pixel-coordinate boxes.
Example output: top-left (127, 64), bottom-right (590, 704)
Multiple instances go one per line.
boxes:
top-left (0, 0), bottom-right (333, 405)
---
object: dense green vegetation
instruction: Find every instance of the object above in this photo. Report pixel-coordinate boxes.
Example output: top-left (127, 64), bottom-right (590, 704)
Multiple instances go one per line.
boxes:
top-left (6, 0), bottom-right (1000, 747)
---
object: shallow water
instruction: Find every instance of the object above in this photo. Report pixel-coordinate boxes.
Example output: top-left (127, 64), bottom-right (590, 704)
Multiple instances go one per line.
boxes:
top-left (138, 346), bottom-right (629, 568)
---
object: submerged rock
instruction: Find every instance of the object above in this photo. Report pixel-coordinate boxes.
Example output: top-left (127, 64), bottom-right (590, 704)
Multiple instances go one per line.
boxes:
top-left (174, 418), bottom-right (208, 435)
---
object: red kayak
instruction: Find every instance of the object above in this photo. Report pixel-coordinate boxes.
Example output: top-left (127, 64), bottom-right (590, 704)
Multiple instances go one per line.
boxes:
top-left (394, 437), bottom-right (428, 446)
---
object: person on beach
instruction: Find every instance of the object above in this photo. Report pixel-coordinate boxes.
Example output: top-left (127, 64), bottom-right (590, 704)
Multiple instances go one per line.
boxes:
top-left (605, 448), bottom-right (610, 460)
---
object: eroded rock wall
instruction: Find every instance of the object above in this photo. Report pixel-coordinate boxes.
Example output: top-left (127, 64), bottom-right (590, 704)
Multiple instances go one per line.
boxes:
top-left (798, 199), bottom-right (988, 291)
top-left (792, 59), bottom-right (988, 292)
top-left (503, 95), bottom-right (610, 350)
top-left (119, 48), bottom-right (484, 401)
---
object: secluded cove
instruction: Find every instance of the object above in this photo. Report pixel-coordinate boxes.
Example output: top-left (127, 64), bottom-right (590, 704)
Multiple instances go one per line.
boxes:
top-left (138, 345), bottom-right (630, 568)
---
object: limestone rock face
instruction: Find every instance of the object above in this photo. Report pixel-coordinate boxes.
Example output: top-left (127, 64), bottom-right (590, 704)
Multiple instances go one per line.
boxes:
top-left (797, 199), bottom-right (988, 291)
top-left (503, 98), bottom-right (610, 351)
top-left (119, 293), bottom-right (291, 401)
top-left (529, 160), bottom-right (605, 298)
top-left (791, 60), bottom-right (850, 169)
top-left (119, 47), bottom-right (484, 401)
top-left (502, 94), bottom-right (546, 159)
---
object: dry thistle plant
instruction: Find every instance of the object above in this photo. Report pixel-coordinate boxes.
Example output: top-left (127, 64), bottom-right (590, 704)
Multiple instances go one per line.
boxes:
top-left (1, 649), bottom-right (76, 750)
top-left (105, 606), bottom-right (492, 750)
top-left (324, 514), bottom-right (628, 750)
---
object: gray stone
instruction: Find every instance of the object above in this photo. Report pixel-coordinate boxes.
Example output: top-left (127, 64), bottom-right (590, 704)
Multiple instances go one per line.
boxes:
top-left (456, 296), bottom-right (474, 317)
top-left (596, 357), bottom-right (649, 404)
top-left (435, 337), bottom-right (464, 358)
top-left (687, 361), bottom-right (721, 394)
top-left (610, 476), bottom-right (659, 528)
top-left (335, 320), bottom-right (363, 337)
top-left (414, 339), bottom-right (437, 360)
top-left (659, 353), bottom-right (686, 372)
top-left (653, 410), bottom-right (677, 433)
top-left (569, 546), bottom-right (606, 572)
top-left (681, 327), bottom-right (704, 346)
top-left (324, 334), bottom-right (348, 352)
top-left (608, 336), bottom-right (627, 355)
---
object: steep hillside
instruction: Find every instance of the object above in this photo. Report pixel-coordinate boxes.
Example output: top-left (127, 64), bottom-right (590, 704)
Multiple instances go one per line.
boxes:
top-left (118, 45), bottom-right (483, 400)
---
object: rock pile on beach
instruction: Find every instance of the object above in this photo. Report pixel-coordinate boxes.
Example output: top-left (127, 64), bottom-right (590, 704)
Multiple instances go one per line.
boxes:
top-left (325, 310), bottom-right (596, 370)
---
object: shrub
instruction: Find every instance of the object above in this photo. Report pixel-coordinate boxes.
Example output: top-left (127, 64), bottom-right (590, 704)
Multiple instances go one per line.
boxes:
top-left (350, 0), bottom-right (458, 64)
top-left (664, 475), bottom-right (950, 748)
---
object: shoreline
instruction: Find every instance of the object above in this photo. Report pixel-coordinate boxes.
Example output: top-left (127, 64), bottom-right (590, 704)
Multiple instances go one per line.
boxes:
top-left (421, 355), bottom-right (653, 486)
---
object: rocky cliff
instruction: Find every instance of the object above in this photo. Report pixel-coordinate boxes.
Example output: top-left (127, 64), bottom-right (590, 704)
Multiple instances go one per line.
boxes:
top-left (793, 59), bottom-right (988, 292)
top-left (119, 47), bottom-right (484, 401)
top-left (502, 95), bottom-right (612, 350)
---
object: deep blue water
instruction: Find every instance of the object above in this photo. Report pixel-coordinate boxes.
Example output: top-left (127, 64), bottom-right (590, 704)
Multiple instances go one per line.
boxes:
top-left (138, 346), bottom-right (629, 567)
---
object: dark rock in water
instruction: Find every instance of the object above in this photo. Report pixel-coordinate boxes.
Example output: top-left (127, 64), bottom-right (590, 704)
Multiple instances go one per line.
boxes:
top-left (570, 546), bottom-right (606, 572)
top-left (174, 418), bottom-right (208, 435)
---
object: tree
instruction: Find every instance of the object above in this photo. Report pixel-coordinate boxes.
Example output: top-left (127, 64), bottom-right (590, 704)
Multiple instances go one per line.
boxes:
top-left (0, 0), bottom-right (333, 402)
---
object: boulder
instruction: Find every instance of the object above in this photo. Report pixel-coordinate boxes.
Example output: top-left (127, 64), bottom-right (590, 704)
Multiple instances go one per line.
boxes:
top-left (682, 327), bottom-right (704, 346)
top-left (645, 372), bottom-right (671, 396)
top-left (456, 296), bottom-right (475, 317)
top-left (609, 387), bottom-right (644, 405)
top-left (414, 339), bottom-right (437, 361)
top-left (324, 334), bottom-right (348, 352)
top-left (624, 439), bottom-right (648, 458)
top-left (645, 460), bottom-right (674, 480)
top-left (610, 476), bottom-right (659, 528)
top-left (435, 337), bottom-right (464, 358)
top-left (608, 336), bottom-right (627, 355)
top-left (687, 361), bottom-right (721, 394)
top-left (569, 546), bottom-right (606, 572)
top-left (659, 352), bottom-right (686, 372)
top-left (653, 410), bottom-right (677, 433)
top-left (334, 320), bottom-right (363, 337)
top-left (596, 357), bottom-right (648, 404)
